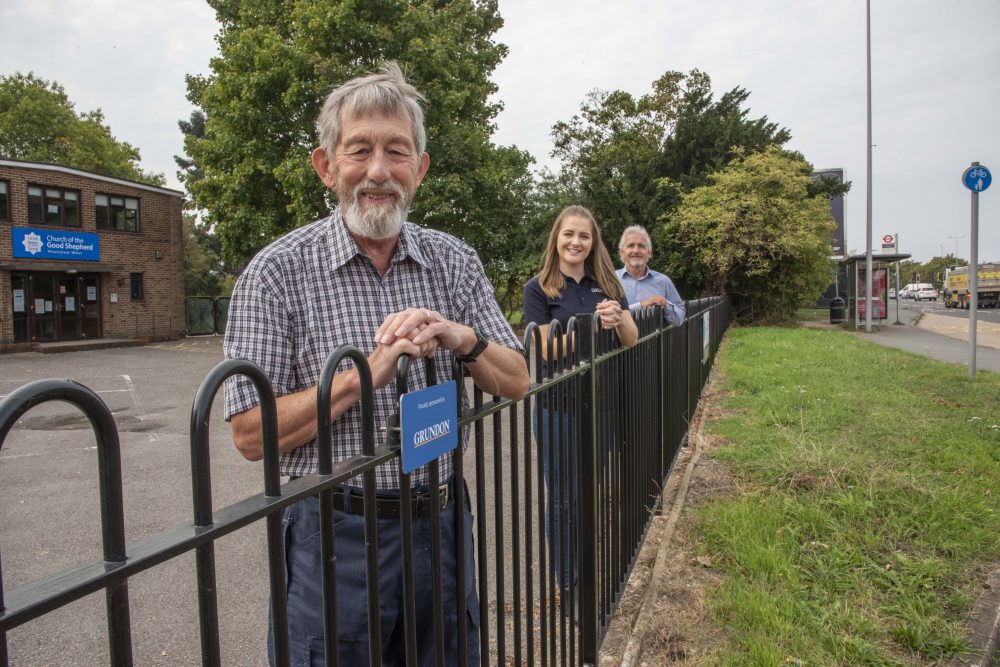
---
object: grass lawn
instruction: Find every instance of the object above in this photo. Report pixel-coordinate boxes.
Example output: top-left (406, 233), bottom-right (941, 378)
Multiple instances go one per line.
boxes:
top-left (692, 326), bottom-right (1000, 665)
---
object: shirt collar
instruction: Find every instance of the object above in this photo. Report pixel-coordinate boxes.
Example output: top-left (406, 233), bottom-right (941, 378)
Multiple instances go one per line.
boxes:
top-left (325, 207), bottom-right (431, 271)
top-left (562, 271), bottom-right (595, 286)
top-left (619, 266), bottom-right (651, 281)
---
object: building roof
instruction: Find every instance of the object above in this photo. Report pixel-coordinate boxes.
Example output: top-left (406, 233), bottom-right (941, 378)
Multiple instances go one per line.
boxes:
top-left (843, 252), bottom-right (911, 264)
top-left (0, 158), bottom-right (184, 198)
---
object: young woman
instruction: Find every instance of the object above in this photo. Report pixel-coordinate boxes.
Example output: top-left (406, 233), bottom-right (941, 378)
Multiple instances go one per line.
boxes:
top-left (523, 205), bottom-right (638, 358)
top-left (522, 205), bottom-right (638, 589)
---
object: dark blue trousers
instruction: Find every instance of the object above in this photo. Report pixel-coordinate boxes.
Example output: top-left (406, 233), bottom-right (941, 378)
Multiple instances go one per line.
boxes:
top-left (535, 405), bottom-right (577, 587)
top-left (270, 492), bottom-right (480, 666)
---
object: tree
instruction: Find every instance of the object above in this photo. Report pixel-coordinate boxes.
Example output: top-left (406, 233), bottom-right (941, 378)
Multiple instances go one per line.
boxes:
top-left (661, 146), bottom-right (836, 322)
top-left (180, 0), bottom-right (538, 314)
top-left (0, 72), bottom-right (164, 186)
top-left (184, 214), bottom-right (236, 296)
top-left (899, 255), bottom-right (968, 289)
top-left (549, 69), bottom-right (791, 249)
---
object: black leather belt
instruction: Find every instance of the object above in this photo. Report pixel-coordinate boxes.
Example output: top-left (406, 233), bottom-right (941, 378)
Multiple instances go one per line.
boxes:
top-left (288, 478), bottom-right (451, 519)
top-left (334, 485), bottom-right (450, 519)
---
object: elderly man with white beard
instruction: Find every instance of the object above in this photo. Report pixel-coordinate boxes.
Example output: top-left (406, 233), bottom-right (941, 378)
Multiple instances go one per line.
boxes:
top-left (223, 62), bottom-right (529, 666)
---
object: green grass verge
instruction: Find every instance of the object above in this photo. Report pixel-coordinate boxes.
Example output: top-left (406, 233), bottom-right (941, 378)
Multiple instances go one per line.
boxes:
top-left (695, 327), bottom-right (1000, 665)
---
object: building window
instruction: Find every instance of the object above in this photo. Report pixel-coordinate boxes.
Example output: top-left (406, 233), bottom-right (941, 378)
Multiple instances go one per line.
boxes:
top-left (0, 181), bottom-right (8, 221)
top-left (130, 272), bottom-right (144, 300)
top-left (27, 185), bottom-right (80, 227)
top-left (96, 194), bottom-right (139, 231)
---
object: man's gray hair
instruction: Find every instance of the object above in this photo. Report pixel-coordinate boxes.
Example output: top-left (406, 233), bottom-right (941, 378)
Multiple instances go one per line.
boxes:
top-left (618, 225), bottom-right (653, 251)
top-left (316, 61), bottom-right (427, 157)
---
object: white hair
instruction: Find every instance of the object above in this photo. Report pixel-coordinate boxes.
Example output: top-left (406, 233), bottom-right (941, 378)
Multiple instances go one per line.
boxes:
top-left (316, 61), bottom-right (427, 157)
top-left (618, 225), bottom-right (652, 251)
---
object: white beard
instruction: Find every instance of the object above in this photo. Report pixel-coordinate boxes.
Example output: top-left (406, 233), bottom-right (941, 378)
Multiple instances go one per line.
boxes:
top-left (340, 179), bottom-right (409, 240)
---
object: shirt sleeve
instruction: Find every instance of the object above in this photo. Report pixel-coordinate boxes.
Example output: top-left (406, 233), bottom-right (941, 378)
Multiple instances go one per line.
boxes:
top-left (460, 251), bottom-right (523, 352)
top-left (222, 257), bottom-right (296, 420)
top-left (663, 277), bottom-right (686, 327)
top-left (522, 278), bottom-right (550, 327)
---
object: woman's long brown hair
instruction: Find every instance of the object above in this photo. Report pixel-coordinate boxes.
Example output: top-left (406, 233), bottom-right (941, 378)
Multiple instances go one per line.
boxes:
top-left (537, 205), bottom-right (624, 300)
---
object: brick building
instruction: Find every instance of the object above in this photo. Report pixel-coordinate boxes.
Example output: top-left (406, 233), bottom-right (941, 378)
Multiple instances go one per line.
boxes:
top-left (0, 159), bottom-right (185, 349)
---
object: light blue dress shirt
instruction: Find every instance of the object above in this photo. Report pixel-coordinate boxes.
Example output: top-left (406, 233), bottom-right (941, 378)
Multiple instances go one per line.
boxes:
top-left (615, 267), bottom-right (686, 327)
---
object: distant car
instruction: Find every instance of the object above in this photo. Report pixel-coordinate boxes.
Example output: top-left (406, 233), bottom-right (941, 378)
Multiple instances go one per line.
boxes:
top-left (914, 284), bottom-right (938, 301)
top-left (888, 288), bottom-right (896, 299)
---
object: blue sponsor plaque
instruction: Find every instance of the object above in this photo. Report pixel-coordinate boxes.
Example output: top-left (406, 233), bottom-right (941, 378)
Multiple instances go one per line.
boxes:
top-left (400, 380), bottom-right (458, 474)
top-left (12, 227), bottom-right (100, 261)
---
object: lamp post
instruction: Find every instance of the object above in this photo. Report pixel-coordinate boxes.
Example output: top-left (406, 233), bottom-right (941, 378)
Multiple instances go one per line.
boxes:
top-left (948, 235), bottom-right (965, 259)
top-left (864, 0), bottom-right (874, 333)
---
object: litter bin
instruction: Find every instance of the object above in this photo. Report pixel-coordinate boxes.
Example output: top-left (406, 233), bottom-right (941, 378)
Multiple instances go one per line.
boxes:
top-left (829, 296), bottom-right (846, 324)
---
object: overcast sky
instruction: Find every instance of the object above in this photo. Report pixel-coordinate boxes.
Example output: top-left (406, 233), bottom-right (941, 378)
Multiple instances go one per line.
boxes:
top-left (2, 0), bottom-right (998, 263)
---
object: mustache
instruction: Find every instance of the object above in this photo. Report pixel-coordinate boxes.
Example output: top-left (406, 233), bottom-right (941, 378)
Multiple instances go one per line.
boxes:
top-left (353, 179), bottom-right (406, 200)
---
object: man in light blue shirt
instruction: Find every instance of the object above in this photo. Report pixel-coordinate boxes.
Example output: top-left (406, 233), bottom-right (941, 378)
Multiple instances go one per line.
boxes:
top-left (615, 225), bottom-right (686, 327)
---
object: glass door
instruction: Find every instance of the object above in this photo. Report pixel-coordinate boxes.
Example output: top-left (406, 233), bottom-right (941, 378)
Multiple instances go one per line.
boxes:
top-left (11, 273), bottom-right (28, 343)
top-left (81, 274), bottom-right (101, 338)
top-left (58, 275), bottom-right (83, 340)
top-left (29, 273), bottom-right (57, 341)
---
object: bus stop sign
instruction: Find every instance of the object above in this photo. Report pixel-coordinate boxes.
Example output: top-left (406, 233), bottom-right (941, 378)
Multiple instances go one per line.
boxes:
top-left (963, 165), bottom-right (991, 192)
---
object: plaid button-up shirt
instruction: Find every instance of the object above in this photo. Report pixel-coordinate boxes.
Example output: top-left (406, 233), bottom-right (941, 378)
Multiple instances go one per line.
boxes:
top-left (223, 209), bottom-right (522, 488)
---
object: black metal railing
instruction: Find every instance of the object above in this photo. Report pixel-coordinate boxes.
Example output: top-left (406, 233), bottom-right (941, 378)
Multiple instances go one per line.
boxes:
top-left (0, 297), bottom-right (728, 666)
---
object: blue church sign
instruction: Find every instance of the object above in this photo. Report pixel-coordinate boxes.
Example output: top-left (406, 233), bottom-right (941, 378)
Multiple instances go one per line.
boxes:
top-left (12, 228), bottom-right (100, 261)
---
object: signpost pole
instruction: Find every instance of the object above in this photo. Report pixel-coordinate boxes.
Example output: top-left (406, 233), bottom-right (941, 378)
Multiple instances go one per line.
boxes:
top-left (894, 234), bottom-right (901, 325)
top-left (962, 161), bottom-right (991, 378)
top-left (969, 163), bottom-right (980, 378)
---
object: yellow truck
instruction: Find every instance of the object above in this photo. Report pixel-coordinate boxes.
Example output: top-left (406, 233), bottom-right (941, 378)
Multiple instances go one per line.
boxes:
top-left (943, 263), bottom-right (1000, 309)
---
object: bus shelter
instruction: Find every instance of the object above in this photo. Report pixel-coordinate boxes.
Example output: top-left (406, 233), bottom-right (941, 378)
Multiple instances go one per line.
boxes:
top-left (842, 253), bottom-right (910, 328)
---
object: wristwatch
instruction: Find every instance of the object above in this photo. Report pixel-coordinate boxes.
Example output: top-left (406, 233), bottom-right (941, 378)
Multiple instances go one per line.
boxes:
top-left (455, 326), bottom-right (489, 364)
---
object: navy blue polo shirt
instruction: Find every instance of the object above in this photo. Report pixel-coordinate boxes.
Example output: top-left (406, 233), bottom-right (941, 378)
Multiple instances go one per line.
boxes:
top-left (522, 274), bottom-right (628, 330)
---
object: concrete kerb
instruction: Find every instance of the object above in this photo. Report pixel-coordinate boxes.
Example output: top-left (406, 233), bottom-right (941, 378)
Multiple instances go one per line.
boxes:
top-left (949, 568), bottom-right (1000, 667)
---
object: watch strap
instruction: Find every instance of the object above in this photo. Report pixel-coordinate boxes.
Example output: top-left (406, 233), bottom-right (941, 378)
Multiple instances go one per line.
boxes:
top-left (455, 326), bottom-right (489, 363)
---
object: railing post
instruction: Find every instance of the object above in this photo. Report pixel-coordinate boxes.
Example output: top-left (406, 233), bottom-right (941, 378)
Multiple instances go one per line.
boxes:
top-left (578, 315), bottom-right (599, 663)
top-left (659, 309), bottom-right (670, 480)
top-left (0, 379), bottom-right (132, 667)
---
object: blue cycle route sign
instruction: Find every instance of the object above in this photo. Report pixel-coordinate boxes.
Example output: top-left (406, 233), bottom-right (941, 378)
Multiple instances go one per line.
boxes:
top-left (400, 380), bottom-right (458, 474)
top-left (963, 165), bottom-right (991, 192)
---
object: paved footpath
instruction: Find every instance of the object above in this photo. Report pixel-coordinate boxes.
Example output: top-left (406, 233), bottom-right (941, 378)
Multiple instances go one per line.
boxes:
top-left (823, 305), bottom-right (1000, 375)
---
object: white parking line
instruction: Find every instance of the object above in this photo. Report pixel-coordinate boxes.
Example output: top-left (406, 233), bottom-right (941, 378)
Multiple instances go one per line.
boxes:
top-left (122, 374), bottom-right (139, 408)
top-left (1, 445), bottom-right (98, 460)
top-left (121, 374), bottom-right (157, 443)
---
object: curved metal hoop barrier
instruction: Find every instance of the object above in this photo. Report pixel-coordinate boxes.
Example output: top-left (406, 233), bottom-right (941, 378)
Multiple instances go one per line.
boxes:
top-left (0, 297), bottom-right (728, 666)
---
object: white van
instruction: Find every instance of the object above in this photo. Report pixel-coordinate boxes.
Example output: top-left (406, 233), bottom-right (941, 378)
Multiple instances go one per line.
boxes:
top-left (900, 283), bottom-right (916, 299)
